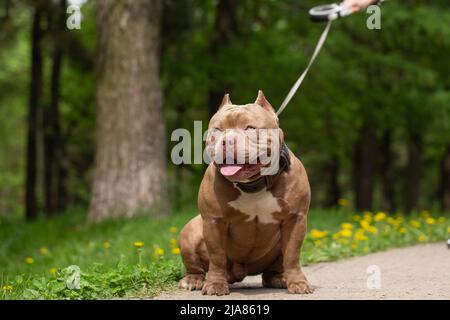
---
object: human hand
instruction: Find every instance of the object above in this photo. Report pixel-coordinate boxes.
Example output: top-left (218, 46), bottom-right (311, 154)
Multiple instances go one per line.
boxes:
top-left (342, 0), bottom-right (377, 12)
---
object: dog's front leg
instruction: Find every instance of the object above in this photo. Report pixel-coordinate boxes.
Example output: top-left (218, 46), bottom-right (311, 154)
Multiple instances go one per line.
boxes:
top-left (201, 217), bottom-right (230, 296)
top-left (281, 213), bottom-right (314, 294)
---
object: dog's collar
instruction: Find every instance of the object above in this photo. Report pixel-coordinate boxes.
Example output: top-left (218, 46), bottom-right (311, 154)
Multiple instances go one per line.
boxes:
top-left (235, 143), bottom-right (291, 193)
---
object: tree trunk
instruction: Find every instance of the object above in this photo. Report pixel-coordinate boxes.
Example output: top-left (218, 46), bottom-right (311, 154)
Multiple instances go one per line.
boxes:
top-left (380, 130), bottom-right (396, 212)
top-left (404, 132), bottom-right (422, 213)
top-left (208, 0), bottom-right (237, 118)
top-left (440, 144), bottom-right (450, 211)
top-left (89, 0), bottom-right (169, 222)
top-left (1, 0), bottom-right (11, 21)
top-left (354, 122), bottom-right (377, 212)
top-left (57, 144), bottom-right (69, 212)
top-left (43, 0), bottom-right (66, 216)
top-left (324, 155), bottom-right (341, 207)
top-left (25, 4), bottom-right (44, 221)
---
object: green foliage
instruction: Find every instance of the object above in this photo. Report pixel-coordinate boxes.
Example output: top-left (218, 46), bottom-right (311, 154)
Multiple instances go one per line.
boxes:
top-left (2, 260), bottom-right (182, 300)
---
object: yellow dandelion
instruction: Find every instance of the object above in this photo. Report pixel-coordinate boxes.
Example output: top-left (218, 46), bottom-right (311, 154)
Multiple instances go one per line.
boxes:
top-left (447, 226), bottom-right (450, 234)
top-left (49, 267), bottom-right (58, 275)
top-left (155, 247), bottom-right (165, 256)
top-left (341, 223), bottom-right (354, 230)
top-left (170, 238), bottom-right (178, 247)
top-left (399, 227), bottom-right (407, 234)
top-left (374, 212), bottom-right (386, 222)
top-left (354, 229), bottom-right (369, 241)
top-left (332, 232), bottom-right (340, 240)
top-left (410, 220), bottom-right (421, 228)
top-left (39, 247), bottom-right (49, 255)
top-left (169, 226), bottom-right (178, 234)
top-left (360, 220), bottom-right (370, 230)
top-left (133, 242), bottom-right (144, 248)
top-left (366, 226), bottom-right (378, 235)
top-left (310, 229), bottom-right (329, 239)
top-left (418, 234), bottom-right (427, 242)
top-left (425, 217), bottom-right (436, 225)
top-left (171, 247), bottom-right (181, 255)
top-left (338, 198), bottom-right (349, 206)
top-left (339, 238), bottom-right (349, 245)
top-left (25, 257), bottom-right (34, 265)
top-left (362, 214), bottom-right (373, 224)
top-left (103, 241), bottom-right (112, 249)
top-left (314, 240), bottom-right (323, 246)
top-left (2, 285), bottom-right (13, 293)
top-left (339, 229), bottom-right (352, 238)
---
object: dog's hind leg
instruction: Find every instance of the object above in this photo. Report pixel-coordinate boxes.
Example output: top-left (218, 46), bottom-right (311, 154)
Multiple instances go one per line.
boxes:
top-left (178, 215), bottom-right (209, 291)
top-left (262, 254), bottom-right (287, 289)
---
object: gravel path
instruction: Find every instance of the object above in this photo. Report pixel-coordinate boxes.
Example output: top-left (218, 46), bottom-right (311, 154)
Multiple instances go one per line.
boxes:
top-left (154, 243), bottom-right (450, 300)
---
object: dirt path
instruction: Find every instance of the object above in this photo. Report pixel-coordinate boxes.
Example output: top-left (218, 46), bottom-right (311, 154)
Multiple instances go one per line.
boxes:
top-left (154, 243), bottom-right (450, 300)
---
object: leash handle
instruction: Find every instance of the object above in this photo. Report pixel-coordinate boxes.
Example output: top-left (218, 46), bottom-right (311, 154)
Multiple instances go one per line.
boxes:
top-left (309, 0), bottom-right (385, 22)
top-left (309, 3), bottom-right (353, 22)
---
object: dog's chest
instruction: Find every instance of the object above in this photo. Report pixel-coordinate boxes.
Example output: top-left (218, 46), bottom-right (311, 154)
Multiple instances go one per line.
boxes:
top-left (228, 188), bottom-right (281, 224)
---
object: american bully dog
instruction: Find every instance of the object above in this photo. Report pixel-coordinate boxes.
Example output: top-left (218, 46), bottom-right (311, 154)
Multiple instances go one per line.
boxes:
top-left (178, 91), bottom-right (313, 295)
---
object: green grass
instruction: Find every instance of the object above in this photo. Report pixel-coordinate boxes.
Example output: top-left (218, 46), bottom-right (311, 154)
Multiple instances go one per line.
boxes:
top-left (0, 208), bottom-right (449, 299)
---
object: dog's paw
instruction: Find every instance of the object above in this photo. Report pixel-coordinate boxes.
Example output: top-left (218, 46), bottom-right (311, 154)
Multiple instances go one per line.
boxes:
top-left (201, 281), bottom-right (230, 296)
top-left (287, 280), bottom-right (314, 294)
top-left (263, 274), bottom-right (287, 289)
top-left (179, 274), bottom-right (205, 291)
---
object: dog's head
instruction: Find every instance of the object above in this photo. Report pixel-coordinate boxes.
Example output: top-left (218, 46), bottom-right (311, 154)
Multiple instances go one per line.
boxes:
top-left (206, 90), bottom-right (284, 183)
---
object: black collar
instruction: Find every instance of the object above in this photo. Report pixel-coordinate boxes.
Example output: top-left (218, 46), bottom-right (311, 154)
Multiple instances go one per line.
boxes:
top-left (235, 143), bottom-right (291, 193)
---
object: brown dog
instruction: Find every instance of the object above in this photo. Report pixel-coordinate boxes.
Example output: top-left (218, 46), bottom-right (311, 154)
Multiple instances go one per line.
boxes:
top-left (178, 91), bottom-right (313, 295)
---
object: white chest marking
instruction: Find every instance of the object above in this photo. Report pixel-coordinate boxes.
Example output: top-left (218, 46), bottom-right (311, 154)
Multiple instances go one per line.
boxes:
top-left (228, 188), bottom-right (281, 224)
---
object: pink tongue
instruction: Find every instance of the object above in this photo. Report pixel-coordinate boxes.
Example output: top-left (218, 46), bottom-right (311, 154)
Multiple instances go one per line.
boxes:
top-left (220, 165), bottom-right (244, 176)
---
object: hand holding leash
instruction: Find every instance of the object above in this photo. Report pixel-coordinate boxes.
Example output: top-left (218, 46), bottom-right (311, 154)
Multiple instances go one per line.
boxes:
top-left (277, 0), bottom-right (385, 115)
top-left (309, 0), bottom-right (384, 22)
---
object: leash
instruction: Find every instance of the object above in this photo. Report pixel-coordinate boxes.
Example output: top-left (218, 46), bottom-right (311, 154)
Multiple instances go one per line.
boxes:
top-left (276, 1), bottom-right (385, 116)
top-left (276, 20), bottom-right (332, 116)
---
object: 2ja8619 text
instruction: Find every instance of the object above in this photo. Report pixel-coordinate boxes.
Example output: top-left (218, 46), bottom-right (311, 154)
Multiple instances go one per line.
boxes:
top-left (179, 304), bottom-right (270, 317)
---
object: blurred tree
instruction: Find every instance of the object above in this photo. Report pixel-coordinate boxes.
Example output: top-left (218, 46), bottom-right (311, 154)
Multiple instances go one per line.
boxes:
top-left (354, 122), bottom-right (377, 211)
top-left (441, 146), bottom-right (450, 211)
top-left (43, 0), bottom-right (67, 216)
top-left (25, 0), bottom-right (45, 221)
top-left (89, 0), bottom-right (169, 221)
top-left (379, 130), bottom-right (396, 212)
top-left (208, 0), bottom-right (238, 118)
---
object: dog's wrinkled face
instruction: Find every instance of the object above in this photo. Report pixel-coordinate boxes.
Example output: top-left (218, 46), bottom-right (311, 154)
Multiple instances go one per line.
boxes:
top-left (206, 91), bottom-right (283, 182)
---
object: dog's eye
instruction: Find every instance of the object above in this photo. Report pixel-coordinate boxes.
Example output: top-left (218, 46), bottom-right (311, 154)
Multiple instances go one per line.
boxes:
top-left (245, 126), bottom-right (257, 130)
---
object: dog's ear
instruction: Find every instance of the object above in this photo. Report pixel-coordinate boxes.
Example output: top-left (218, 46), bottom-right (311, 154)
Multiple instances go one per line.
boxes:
top-left (255, 90), bottom-right (275, 113)
top-left (219, 93), bottom-right (232, 109)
